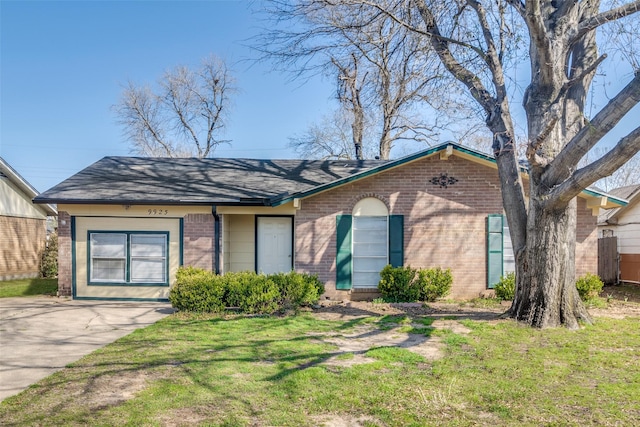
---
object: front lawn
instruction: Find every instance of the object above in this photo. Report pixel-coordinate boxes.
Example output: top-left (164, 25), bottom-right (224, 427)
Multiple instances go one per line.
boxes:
top-left (1, 306), bottom-right (638, 426)
top-left (0, 278), bottom-right (57, 298)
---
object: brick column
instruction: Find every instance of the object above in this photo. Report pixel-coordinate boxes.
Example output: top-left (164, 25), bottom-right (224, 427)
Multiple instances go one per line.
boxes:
top-left (183, 213), bottom-right (215, 271)
top-left (57, 212), bottom-right (72, 296)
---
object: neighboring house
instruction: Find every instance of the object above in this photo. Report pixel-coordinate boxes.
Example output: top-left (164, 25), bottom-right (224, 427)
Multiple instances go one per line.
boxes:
top-left (598, 184), bottom-right (640, 284)
top-left (1, 157), bottom-right (57, 280)
top-left (33, 143), bottom-right (625, 301)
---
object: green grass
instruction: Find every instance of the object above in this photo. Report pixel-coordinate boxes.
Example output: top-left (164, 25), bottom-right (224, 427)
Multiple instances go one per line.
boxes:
top-left (0, 278), bottom-right (57, 298)
top-left (1, 311), bottom-right (639, 426)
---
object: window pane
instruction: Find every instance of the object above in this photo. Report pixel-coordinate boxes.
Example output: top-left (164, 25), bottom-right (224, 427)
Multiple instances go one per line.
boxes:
top-left (92, 259), bottom-right (125, 282)
top-left (353, 242), bottom-right (387, 256)
top-left (353, 216), bottom-right (387, 230)
top-left (353, 272), bottom-right (382, 288)
top-left (131, 235), bottom-right (165, 257)
top-left (131, 259), bottom-right (165, 282)
top-left (91, 234), bottom-right (126, 257)
top-left (353, 257), bottom-right (388, 272)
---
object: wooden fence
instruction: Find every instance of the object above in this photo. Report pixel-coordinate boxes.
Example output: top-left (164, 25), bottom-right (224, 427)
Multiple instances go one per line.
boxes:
top-left (598, 236), bottom-right (618, 285)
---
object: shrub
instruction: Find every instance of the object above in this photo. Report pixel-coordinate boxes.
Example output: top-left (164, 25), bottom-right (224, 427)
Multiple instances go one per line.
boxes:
top-left (40, 232), bottom-right (58, 278)
top-left (170, 268), bottom-right (326, 314)
top-left (169, 267), bottom-right (225, 313)
top-left (576, 273), bottom-right (604, 302)
top-left (270, 271), bottom-right (324, 310)
top-left (378, 265), bottom-right (452, 302)
top-left (224, 271), bottom-right (280, 314)
top-left (378, 265), bottom-right (421, 302)
top-left (417, 266), bottom-right (453, 302)
top-left (494, 272), bottom-right (516, 301)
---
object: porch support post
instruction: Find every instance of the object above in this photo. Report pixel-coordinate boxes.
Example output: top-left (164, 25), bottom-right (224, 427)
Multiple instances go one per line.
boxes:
top-left (212, 206), bottom-right (221, 274)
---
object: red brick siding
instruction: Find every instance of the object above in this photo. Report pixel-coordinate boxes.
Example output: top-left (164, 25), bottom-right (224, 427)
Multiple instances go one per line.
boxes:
top-left (295, 155), bottom-right (599, 300)
top-left (576, 197), bottom-right (598, 277)
top-left (295, 155), bottom-right (505, 299)
top-left (183, 213), bottom-right (215, 270)
top-left (0, 215), bottom-right (47, 280)
top-left (57, 212), bottom-right (72, 296)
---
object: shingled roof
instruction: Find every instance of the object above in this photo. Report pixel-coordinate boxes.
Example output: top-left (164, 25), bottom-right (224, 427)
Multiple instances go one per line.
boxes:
top-left (33, 143), bottom-right (629, 208)
top-left (598, 184), bottom-right (640, 225)
top-left (33, 156), bottom-right (388, 205)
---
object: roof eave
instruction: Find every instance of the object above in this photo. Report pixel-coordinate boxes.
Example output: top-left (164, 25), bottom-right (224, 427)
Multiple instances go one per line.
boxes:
top-left (273, 143), bottom-right (621, 207)
top-left (33, 197), bottom-right (271, 207)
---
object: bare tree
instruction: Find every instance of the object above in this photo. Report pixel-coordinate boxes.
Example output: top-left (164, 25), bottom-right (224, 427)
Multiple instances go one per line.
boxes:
top-left (334, 53), bottom-right (367, 159)
top-left (265, 0), bottom-right (640, 328)
top-left (588, 149), bottom-right (640, 191)
top-left (288, 109), bottom-right (378, 160)
top-left (114, 55), bottom-right (236, 158)
top-left (254, 1), bottom-right (473, 159)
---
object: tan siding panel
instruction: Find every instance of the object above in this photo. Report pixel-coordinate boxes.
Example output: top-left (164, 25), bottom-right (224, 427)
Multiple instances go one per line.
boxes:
top-left (227, 215), bottom-right (255, 272)
top-left (74, 216), bottom-right (181, 299)
top-left (0, 180), bottom-right (47, 219)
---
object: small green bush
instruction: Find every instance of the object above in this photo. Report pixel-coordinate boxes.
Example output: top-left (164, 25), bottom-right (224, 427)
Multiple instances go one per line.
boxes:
top-left (378, 265), bottom-right (421, 302)
top-left (494, 272), bottom-right (516, 301)
top-left (40, 233), bottom-right (58, 278)
top-left (224, 271), bottom-right (280, 314)
top-left (418, 266), bottom-right (453, 302)
top-left (270, 271), bottom-right (324, 309)
top-left (576, 273), bottom-right (604, 302)
top-left (378, 265), bottom-right (452, 302)
top-left (169, 267), bottom-right (225, 313)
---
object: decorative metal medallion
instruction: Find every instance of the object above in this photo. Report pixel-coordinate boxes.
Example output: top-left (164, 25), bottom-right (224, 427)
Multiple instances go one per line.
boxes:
top-left (430, 173), bottom-right (458, 188)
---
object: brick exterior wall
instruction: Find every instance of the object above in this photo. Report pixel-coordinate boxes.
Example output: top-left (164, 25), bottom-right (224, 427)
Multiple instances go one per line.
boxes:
top-left (294, 155), bottom-right (599, 300)
top-left (295, 155), bottom-right (504, 300)
top-left (57, 212), bottom-right (72, 296)
top-left (183, 213), bottom-right (215, 271)
top-left (576, 197), bottom-right (598, 277)
top-left (0, 215), bottom-right (47, 280)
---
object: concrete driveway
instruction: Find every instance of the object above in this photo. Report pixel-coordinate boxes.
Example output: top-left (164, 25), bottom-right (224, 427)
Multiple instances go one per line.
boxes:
top-left (0, 297), bottom-right (173, 401)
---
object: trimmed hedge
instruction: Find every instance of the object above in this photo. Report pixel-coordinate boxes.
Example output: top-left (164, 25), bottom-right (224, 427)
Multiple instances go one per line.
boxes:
top-left (169, 267), bottom-right (325, 314)
top-left (169, 267), bottom-right (226, 313)
top-left (378, 265), bottom-right (452, 302)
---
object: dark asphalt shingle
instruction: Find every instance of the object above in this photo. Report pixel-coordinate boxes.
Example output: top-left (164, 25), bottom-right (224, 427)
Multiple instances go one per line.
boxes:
top-left (34, 156), bottom-right (389, 205)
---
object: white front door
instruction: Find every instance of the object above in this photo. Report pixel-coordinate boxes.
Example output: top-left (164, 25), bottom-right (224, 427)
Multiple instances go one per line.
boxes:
top-left (257, 217), bottom-right (293, 274)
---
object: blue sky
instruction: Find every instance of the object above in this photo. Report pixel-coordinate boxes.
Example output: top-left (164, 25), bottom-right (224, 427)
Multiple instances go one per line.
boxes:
top-left (1, 0), bottom-right (336, 192)
top-left (1, 1), bottom-right (638, 194)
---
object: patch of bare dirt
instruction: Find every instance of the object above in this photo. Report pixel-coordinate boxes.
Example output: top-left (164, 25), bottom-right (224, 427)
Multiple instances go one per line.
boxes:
top-left (601, 283), bottom-right (640, 304)
top-left (75, 369), bottom-right (161, 410)
top-left (312, 300), bottom-right (505, 321)
top-left (309, 300), bottom-right (494, 367)
top-left (309, 414), bottom-right (383, 427)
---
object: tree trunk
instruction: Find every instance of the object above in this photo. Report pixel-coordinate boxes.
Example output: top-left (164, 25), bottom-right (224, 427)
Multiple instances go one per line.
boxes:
top-left (508, 197), bottom-right (592, 328)
top-left (379, 127), bottom-right (392, 160)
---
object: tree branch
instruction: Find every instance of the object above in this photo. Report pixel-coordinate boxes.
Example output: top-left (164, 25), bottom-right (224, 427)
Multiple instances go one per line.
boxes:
top-left (571, 0), bottom-right (640, 45)
top-left (546, 126), bottom-right (640, 209)
top-left (543, 71), bottom-right (640, 186)
top-left (467, 0), bottom-right (507, 101)
top-left (504, 0), bottom-right (525, 19)
top-left (413, 0), bottom-right (496, 116)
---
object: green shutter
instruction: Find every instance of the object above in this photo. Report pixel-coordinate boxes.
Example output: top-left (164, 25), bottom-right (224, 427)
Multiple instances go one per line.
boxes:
top-left (336, 215), bottom-right (352, 290)
top-left (388, 215), bottom-right (404, 268)
top-left (487, 214), bottom-right (504, 289)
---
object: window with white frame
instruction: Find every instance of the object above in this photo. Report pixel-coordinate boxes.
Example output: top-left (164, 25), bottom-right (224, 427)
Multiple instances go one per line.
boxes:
top-left (352, 216), bottom-right (388, 288)
top-left (89, 232), bottom-right (168, 285)
top-left (352, 198), bottom-right (389, 289)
